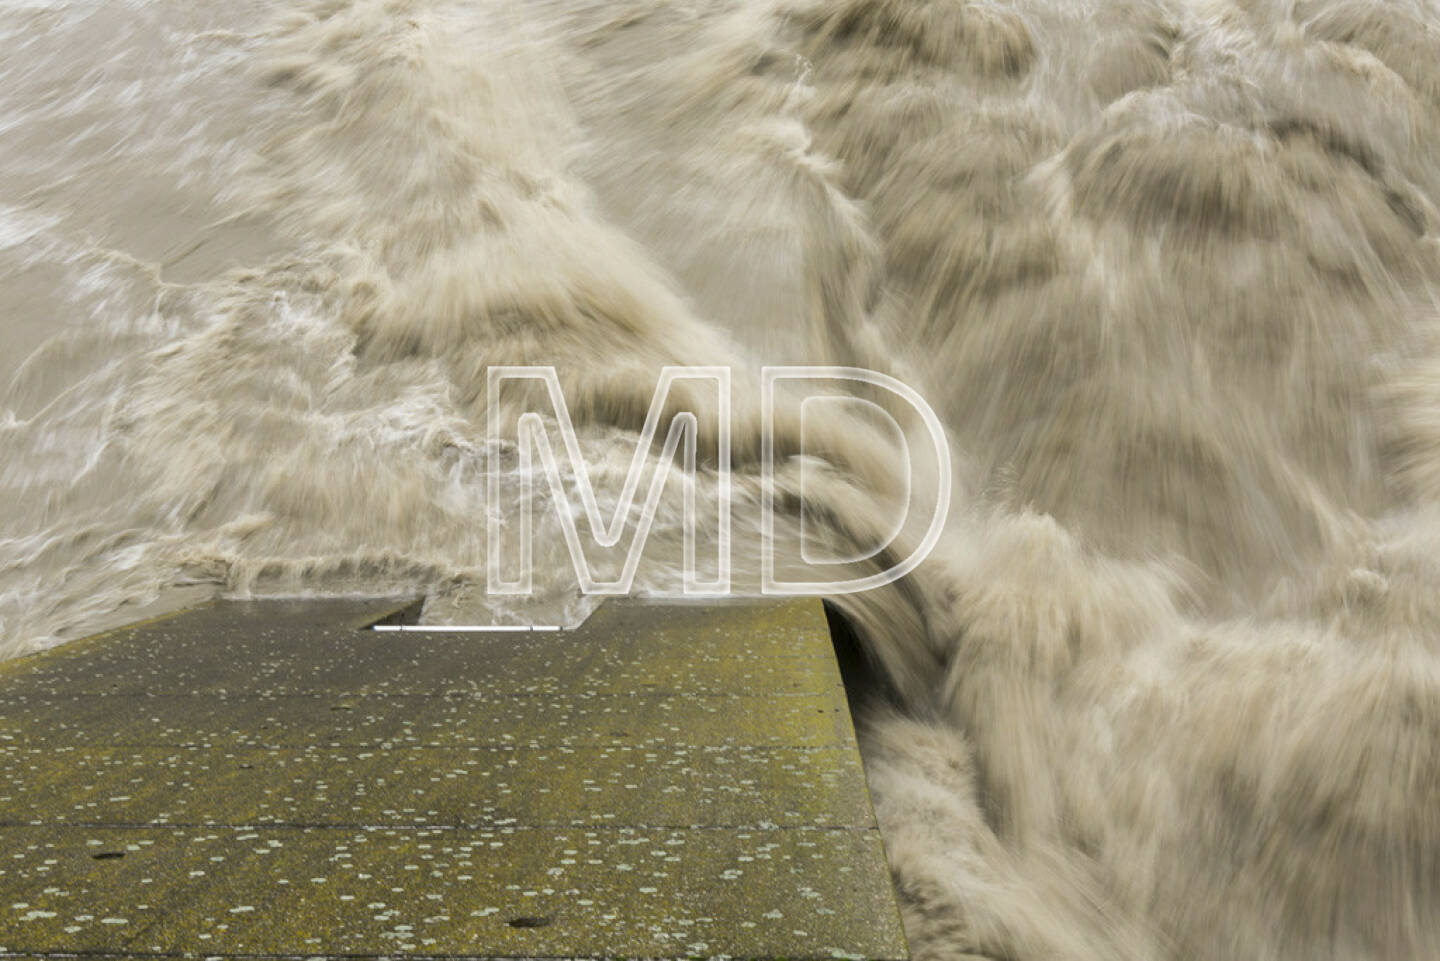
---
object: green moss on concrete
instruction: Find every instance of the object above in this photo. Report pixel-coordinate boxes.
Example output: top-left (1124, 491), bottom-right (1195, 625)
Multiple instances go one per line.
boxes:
top-left (0, 597), bottom-right (908, 960)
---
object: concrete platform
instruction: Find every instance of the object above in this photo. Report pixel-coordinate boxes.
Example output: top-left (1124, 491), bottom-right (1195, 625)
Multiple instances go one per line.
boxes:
top-left (0, 596), bottom-right (908, 959)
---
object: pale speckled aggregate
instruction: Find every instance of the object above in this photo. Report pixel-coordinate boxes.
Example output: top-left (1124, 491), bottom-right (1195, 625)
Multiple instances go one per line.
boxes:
top-left (0, 597), bottom-right (907, 958)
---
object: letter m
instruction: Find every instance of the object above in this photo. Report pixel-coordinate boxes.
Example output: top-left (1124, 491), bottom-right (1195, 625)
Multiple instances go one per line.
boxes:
top-left (486, 366), bottom-right (731, 596)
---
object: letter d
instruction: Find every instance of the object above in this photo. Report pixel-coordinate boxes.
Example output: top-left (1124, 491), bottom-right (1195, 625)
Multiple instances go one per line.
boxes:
top-left (761, 366), bottom-right (951, 595)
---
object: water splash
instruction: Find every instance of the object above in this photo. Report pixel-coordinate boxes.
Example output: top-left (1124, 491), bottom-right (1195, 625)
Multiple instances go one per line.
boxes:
top-left (4, 0), bottom-right (1440, 957)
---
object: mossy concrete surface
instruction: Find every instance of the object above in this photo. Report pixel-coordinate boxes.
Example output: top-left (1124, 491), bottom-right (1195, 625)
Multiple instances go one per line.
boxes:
top-left (0, 596), bottom-right (908, 959)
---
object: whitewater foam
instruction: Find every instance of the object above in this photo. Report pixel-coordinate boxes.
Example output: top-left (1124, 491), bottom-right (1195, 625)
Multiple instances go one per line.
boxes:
top-left (4, 0), bottom-right (1440, 957)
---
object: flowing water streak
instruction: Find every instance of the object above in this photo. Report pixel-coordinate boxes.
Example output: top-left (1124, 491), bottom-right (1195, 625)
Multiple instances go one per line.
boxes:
top-left (4, 0), bottom-right (1440, 958)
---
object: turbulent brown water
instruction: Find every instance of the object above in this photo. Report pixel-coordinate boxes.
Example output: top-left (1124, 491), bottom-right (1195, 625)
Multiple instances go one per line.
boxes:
top-left (5, 0), bottom-right (1440, 957)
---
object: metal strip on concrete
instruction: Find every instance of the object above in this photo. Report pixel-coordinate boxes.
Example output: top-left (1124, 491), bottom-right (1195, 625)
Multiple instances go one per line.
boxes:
top-left (0, 596), bottom-right (908, 960)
